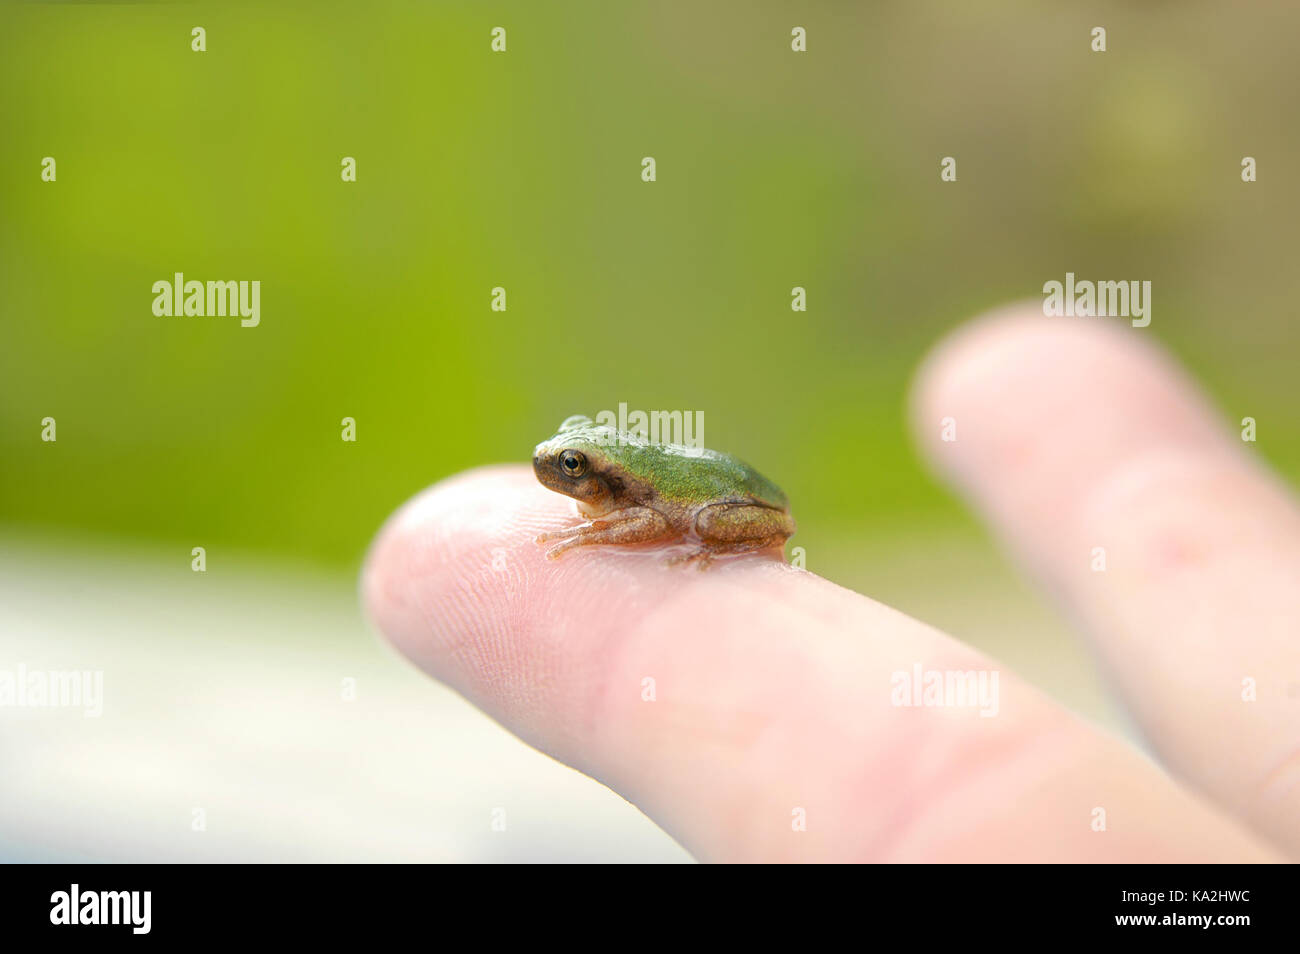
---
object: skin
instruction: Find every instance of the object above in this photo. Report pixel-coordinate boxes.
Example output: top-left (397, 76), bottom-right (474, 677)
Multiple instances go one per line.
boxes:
top-left (531, 416), bottom-right (795, 567)
top-left (362, 304), bottom-right (1298, 862)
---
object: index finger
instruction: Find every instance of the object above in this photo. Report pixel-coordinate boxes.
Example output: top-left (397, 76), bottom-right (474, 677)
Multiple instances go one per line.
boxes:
top-left (361, 466), bottom-right (1276, 861)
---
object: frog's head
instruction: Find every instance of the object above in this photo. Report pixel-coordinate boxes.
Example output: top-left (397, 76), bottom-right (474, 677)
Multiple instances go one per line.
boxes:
top-left (533, 416), bottom-right (617, 515)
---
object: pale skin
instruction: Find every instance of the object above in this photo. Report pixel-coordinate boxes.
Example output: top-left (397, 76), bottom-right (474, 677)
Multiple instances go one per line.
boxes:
top-left (362, 305), bottom-right (1299, 861)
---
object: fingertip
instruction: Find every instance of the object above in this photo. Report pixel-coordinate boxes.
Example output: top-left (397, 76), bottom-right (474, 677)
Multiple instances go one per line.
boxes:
top-left (909, 303), bottom-right (1231, 507)
top-left (360, 466), bottom-right (558, 683)
top-left (358, 464), bottom-right (797, 739)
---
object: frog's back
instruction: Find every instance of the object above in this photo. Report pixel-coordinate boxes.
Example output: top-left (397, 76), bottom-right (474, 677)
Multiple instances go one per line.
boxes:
top-left (643, 442), bottom-right (790, 510)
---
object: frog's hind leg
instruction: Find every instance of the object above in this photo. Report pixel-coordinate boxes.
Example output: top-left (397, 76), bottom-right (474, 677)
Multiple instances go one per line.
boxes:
top-left (678, 503), bottom-right (796, 569)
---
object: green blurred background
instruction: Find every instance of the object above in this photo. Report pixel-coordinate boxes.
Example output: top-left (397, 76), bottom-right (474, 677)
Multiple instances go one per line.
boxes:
top-left (1, 1), bottom-right (1297, 860)
top-left (3, 0), bottom-right (1297, 572)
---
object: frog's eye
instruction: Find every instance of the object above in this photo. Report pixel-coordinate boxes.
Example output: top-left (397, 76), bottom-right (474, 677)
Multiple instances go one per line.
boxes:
top-left (559, 449), bottom-right (587, 478)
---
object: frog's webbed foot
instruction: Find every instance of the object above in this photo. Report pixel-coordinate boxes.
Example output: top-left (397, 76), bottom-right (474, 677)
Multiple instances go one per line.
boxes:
top-left (535, 525), bottom-right (583, 545)
top-left (539, 535), bottom-right (586, 560)
top-left (667, 536), bottom-right (790, 570)
top-left (536, 507), bottom-right (672, 560)
top-left (664, 548), bottom-right (710, 570)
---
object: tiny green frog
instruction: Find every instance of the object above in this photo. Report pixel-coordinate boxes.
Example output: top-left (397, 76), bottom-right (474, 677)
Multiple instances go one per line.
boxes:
top-left (532, 415), bottom-right (796, 567)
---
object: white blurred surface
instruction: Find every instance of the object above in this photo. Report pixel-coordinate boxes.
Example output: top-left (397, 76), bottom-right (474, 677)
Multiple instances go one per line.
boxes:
top-left (0, 529), bottom-right (1128, 863)
top-left (0, 536), bottom-right (691, 863)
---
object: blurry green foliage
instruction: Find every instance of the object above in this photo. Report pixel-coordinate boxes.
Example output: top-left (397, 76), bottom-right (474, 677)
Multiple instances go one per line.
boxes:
top-left (2, 1), bottom-right (1296, 569)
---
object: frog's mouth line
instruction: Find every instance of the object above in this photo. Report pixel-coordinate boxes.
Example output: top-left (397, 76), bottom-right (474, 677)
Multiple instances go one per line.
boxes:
top-left (531, 454), bottom-right (577, 499)
top-left (533, 453), bottom-right (614, 516)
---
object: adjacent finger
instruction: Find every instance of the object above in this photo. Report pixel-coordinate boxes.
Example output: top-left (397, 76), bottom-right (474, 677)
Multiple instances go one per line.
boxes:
top-left (912, 305), bottom-right (1300, 856)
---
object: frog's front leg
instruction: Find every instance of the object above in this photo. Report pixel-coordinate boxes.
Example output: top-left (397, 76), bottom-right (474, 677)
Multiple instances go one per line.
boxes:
top-left (536, 506), bottom-right (673, 559)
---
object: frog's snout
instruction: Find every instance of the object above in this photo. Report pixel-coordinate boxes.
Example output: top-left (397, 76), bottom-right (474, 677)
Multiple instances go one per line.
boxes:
top-left (531, 447), bottom-right (557, 488)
